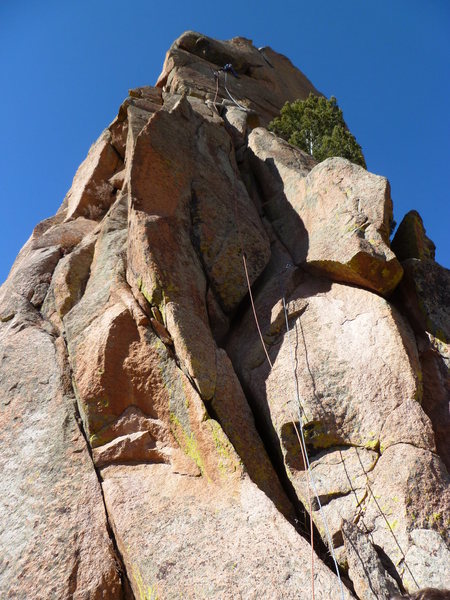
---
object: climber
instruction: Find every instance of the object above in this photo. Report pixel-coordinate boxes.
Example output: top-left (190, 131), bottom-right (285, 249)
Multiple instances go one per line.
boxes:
top-left (210, 62), bottom-right (247, 112)
top-left (219, 63), bottom-right (240, 78)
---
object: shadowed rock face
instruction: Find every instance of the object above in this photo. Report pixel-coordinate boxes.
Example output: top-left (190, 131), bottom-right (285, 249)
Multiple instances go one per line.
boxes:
top-left (1, 32), bottom-right (448, 599)
top-left (391, 210), bottom-right (436, 262)
top-left (391, 212), bottom-right (450, 472)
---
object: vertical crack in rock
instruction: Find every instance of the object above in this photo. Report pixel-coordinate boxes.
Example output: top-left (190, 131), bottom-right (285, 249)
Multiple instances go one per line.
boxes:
top-left (70, 362), bottom-right (136, 600)
top-left (227, 370), bottom-right (351, 579)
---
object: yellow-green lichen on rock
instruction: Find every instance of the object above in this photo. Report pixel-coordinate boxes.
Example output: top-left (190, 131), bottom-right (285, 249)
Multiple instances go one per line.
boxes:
top-left (302, 420), bottom-right (343, 450)
top-left (170, 413), bottom-right (207, 477)
top-left (132, 565), bottom-right (160, 600)
top-left (206, 419), bottom-right (242, 476)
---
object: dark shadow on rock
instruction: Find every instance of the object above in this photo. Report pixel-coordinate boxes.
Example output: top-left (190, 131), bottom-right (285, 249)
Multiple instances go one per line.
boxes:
top-left (415, 334), bottom-right (450, 472)
top-left (392, 258), bottom-right (449, 345)
top-left (225, 254), bottom-right (341, 573)
top-left (391, 258), bottom-right (450, 472)
top-left (246, 148), bottom-right (310, 264)
top-left (373, 544), bottom-right (405, 592)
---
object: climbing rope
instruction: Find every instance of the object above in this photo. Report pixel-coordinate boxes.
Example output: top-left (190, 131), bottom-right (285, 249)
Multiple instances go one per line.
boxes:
top-left (212, 70), bottom-right (220, 112)
top-left (223, 72), bottom-right (248, 111)
top-left (241, 253), bottom-right (272, 368)
top-left (282, 294), bottom-right (345, 600)
top-left (211, 69), bottom-right (248, 113)
top-left (281, 276), bottom-right (420, 594)
top-left (241, 253), bottom-right (318, 598)
top-left (227, 84), bottom-right (418, 593)
top-left (232, 185), bottom-right (346, 600)
top-left (353, 448), bottom-right (420, 590)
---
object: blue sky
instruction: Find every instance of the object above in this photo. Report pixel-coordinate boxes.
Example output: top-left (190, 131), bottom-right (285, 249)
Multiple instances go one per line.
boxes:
top-left (1, 0), bottom-right (449, 283)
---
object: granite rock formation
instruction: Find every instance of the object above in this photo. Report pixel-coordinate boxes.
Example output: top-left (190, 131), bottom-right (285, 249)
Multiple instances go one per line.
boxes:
top-left (0, 31), bottom-right (448, 599)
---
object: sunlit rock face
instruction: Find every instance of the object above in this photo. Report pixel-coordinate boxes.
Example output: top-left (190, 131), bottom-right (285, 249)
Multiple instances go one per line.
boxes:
top-left (0, 31), bottom-right (448, 599)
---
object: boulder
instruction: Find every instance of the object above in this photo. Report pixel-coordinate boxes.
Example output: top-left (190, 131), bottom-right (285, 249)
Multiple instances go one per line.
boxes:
top-left (227, 262), bottom-right (447, 590)
top-left (229, 274), bottom-right (424, 450)
top-left (248, 128), bottom-right (403, 296)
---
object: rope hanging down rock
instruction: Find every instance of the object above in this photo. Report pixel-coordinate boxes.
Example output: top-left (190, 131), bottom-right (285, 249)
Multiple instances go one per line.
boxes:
top-left (223, 71), bottom-right (247, 111)
top-left (232, 185), bottom-right (345, 600)
top-left (282, 292), bottom-right (345, 600)
top-left (211, 66), bottom-right (248, 112)
top-left (237, 248), bottom-right (421, 597)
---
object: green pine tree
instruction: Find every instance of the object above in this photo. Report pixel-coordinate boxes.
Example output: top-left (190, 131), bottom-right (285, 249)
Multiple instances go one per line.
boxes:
top-left (268, 94), bottom-right (366, 168)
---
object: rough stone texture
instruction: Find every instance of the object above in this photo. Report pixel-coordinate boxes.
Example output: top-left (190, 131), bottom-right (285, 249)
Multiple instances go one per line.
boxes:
top-left (248, 128), bottom-right (403, 295)
top-left (417, 334), bottom-right (450, 470)
top-left (392, 256), bottom-right (450, 470)
top-left (64, 129), bottom-right (123, 221)
top-left (391, 210), bottom-right (436, 261)
top-left (126, 96), bottom-right (270, 400)
top-left (342, 520), bottom-right (400, 599)
top-left (112, 86), bottom-right (164, 163)
top-left (227, 261), bottom-right (447, 591)
top-left (0, 295), bottom-right (122, 598)
top-left (1, 31), bottom-right (449, 599)
top-left (229, 273), bottom-right (424, 450)
top-left (156, 31), bottom-right (321, 127)
top-left (394, 258), bottom-right (449, 344)
top-left (362, 445), bottom-right (449, 593)
top-left (102, 465), bottom-right (352, 600)
top-left (402, 529), bottom-right (450, 590)
top-left (42, 233), bottom-right (97, 329)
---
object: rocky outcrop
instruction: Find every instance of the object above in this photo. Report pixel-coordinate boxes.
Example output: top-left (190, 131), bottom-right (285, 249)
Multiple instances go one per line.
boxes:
top-left (0, 250), bottom-right (122, 598)
top-left (391, 210), bottom-right (436, 262)
top-left (391, 213), bottom-right (450, 472)
top-left (226, 255), bottom-right (448, 592)
top-left (248, 128), bottom-right (403, 295)
top-left (102, 466), bottom-right (353, 599)
top-left (156, 31), bottom-right (321, 127)
top-left (342, 520), bottom-right (399, 599)
top-left (63, 130), bottom-right (123, 221)
top-left (1, 31), bottom-right (448, 599)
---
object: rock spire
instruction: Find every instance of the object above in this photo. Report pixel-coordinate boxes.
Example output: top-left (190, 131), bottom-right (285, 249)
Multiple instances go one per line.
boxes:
top-left (0, 31), bottom-right (448, 599)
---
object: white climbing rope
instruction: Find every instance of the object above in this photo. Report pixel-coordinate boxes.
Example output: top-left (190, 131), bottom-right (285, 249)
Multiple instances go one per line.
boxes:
top-left (282, 295), bottom-right (345, 600)
top-left (212, 71), bottom-right (220, 112)
top-left (223, 72), bottom-right (248, 112)
top-left (233, 181), bottom-right (344, 598)
top-left (240, 254), bottom-right (316, 599)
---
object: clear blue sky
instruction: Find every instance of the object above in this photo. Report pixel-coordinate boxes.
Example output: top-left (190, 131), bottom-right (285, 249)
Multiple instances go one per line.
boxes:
top-left (1, 0), bottom-right (449, 284)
